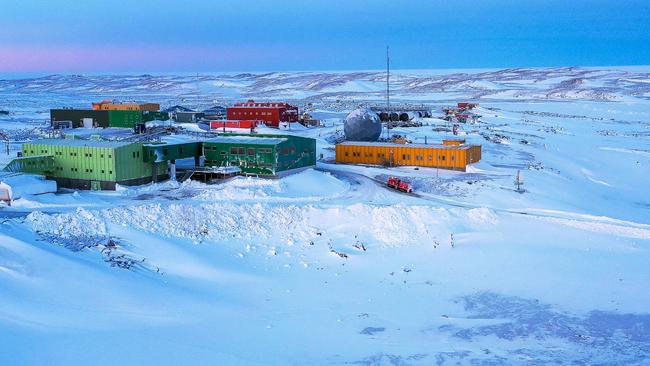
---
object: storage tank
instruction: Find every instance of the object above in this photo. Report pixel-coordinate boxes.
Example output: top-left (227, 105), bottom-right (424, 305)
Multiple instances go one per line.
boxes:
top-left (82, 118), bottom-right (93, 128)
top-left (344, 108), bottom-right (382, 142)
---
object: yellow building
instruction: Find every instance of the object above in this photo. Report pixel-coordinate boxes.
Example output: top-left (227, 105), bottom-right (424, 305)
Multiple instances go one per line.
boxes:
top-left (335, 140), bottom-right (481, 171)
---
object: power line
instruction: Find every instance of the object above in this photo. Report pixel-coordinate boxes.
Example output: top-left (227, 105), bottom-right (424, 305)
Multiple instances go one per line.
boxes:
top-left (386, 45), bottom-right (390, 140)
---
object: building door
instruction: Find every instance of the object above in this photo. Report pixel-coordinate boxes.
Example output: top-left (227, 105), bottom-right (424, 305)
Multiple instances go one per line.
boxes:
top-left (90, 181), bottom-right (101, 191)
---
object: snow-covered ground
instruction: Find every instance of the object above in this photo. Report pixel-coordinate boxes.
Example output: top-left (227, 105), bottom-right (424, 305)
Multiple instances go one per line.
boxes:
top-left (1, 67), bottom-right (650, 365)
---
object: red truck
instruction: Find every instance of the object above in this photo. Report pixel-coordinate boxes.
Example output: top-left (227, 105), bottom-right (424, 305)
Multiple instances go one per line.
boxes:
top-left (387, 176), bottom-right (413, 193)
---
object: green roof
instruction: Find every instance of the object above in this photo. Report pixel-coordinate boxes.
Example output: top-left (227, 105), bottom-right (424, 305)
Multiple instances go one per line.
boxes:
top-left (204, 136), bottom-right (287, 145)
top-left (25, 139), bottom-right (135, 148)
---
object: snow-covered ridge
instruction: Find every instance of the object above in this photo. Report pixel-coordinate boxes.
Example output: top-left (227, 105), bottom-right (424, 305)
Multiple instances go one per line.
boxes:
top-left (1, 67), bottom-right (649, 103)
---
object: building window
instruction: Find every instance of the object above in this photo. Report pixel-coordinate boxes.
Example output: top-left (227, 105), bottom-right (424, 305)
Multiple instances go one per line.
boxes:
top-left (238, 147), bottom-right (245, 155)
top-left (428, 155), bottom-right (432, 161)
top-left (230, 147), bottom-right (238, 154)
top-left (248, 148), bottom-right (255, 156)
top-left (451, 156), bottom-right (455, 161)
top-left (220, 151), bottom-right (226, 155)
top-left (442, 156), bottom-right (446, 161)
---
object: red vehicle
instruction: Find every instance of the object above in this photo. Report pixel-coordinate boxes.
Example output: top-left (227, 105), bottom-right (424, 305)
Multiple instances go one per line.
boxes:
top-left (457, 102), bottom-right (478, 110)
top-left (387, 176), bottom-right (413, 193)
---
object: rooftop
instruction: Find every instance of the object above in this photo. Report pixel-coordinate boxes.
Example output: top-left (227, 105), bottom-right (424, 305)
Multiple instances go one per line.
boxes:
top-left (337, 141), bottom-right (478, 149)
top-left (26, 138), bottom-right (136, 148)
top-left (204, 136), bottom-right (287, 145)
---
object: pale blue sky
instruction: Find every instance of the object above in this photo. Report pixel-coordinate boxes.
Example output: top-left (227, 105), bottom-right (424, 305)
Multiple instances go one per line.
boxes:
top-left (1, 0), bottom-right (649, 72)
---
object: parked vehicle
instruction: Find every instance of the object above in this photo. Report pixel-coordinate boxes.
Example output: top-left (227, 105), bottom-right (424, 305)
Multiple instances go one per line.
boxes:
top-left (387, 176), bottom-right (413, 193)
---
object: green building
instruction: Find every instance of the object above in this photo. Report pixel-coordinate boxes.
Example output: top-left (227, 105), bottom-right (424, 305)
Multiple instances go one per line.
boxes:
top-left (203, 134), bottom-right (316, 176)
top-left (50, 109), bottom-right (168, 128)
top-left (20, 139), bottom-right (168, 190)
top-left (10, 133), bottom-right (316, 190)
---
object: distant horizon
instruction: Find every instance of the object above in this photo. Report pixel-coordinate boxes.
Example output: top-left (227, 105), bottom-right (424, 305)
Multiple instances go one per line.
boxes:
top-left (1, 64), bottom-right (650, 80)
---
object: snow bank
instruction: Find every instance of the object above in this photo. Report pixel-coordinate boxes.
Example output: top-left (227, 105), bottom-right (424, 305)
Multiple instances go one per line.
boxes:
top-left (0, 174), bottom-right (57, 201)
top-left (23, 201), bottom-right (468, 248)
top-left (192, 169), bottom-right (349, 202)
top-left (26, 207), bottom-right (108, 239)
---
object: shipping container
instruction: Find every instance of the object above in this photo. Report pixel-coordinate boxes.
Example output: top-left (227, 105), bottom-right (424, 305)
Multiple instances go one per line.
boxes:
top-left (142, 111), bottom-right (170, 122)
top-left (443, 139), bottom-right (466, 145)
top-left (107, 110), bottom-right (143, 128)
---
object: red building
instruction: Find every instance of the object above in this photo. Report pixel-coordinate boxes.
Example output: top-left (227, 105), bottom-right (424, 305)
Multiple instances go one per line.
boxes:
top-left (209, 120), bottom-right (258, 129)
top-left (226, 100), bottom-right (299, 128)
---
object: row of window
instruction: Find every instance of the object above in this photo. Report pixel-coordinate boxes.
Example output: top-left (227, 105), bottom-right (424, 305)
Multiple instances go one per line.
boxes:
top-left (344, 151), bottom-right (455, 161)
top-left (238, 103), bottom-right (285, 108)
top-left (205, 159), bottom-right (273, 168)
top-left (26, 149), bottom-right (113, 159)
top-left (62, 167), bottom-right (113, 174)
top-left (232, 111), bottom-right (274, 116)
top-left (224, 147), bottom-right (275, 155)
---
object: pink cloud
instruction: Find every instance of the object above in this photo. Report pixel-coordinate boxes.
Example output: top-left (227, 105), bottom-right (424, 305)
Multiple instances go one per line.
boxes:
top-left (0, 44), bottom-right (288, 72)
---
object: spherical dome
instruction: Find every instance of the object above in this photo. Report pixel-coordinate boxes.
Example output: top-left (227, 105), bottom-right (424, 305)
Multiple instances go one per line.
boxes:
top-left (344, 108), bottom-right (382, 141)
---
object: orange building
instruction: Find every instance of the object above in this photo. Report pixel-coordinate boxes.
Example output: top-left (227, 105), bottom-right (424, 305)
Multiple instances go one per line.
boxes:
top-left (92, 100), bottom-right (160, 111)
top-left (335, 140), bottom-right (481, 171)
top-left (442, 139), bottom-right (466, 145)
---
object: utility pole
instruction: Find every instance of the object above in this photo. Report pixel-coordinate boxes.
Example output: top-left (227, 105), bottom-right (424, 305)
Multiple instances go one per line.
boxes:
top-left (386, 45), bottom-right (390, 141)
top-left (515, 170), bottom-right (524, 193)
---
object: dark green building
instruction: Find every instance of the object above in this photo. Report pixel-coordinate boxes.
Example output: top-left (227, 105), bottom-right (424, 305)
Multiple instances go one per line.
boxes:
top-left (50, 109), bottom-right (167, 128)
top-left (203, 134), bottom-right (316, 176)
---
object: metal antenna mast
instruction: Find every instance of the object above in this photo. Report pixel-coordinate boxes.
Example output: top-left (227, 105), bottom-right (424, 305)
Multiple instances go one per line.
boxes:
top-left (386, 45), bottom-right (390, 140)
